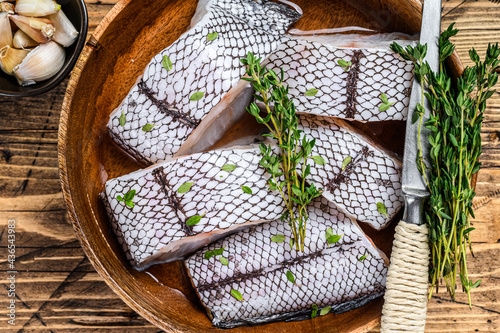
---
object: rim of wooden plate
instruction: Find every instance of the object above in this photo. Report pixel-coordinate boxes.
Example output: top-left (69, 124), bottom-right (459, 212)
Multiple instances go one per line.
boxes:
top-left (58, 0), bottom-right (464, 332)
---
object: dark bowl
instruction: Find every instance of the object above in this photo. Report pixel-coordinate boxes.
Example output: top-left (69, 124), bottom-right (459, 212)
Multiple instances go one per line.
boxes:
top-left (0, 0), bottom-right (88, 97)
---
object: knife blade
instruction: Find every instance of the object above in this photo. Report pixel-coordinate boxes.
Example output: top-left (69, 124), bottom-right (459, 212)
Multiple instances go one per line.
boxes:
top-left (380, 0), bottom-right (441, 332)
top-left (401, 0), bottom-right (440, 224)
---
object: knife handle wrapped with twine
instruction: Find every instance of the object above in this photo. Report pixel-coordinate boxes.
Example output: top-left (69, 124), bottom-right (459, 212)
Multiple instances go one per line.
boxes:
top-left (381, 221), bottom-right (430, 332)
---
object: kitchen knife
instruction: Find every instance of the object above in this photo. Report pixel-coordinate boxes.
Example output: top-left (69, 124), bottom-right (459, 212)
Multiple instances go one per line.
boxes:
top-left (380, 0), bottom-right (441, 332)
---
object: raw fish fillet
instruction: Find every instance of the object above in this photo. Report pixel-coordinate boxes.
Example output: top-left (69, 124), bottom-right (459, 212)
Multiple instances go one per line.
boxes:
top-left (297, 114), bottom-right (403, 230)
top-left (107, 0), bottom-right (301, 164)
top-left (185, 197), bottom-right (388, 328)
top-left (263, 33), bottom-right (416, 121)
top-left (101, 147), bottom-right (285, 270)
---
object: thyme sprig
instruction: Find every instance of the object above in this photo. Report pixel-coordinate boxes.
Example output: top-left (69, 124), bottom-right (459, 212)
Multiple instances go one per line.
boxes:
top-left (391, 23), bottom-right (499, 306)
top-left (240, 52), bottom-right (322, 251)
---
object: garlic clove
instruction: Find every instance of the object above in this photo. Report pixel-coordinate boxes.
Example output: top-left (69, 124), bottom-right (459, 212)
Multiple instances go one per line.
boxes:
top-left (0, 2), bottom-right (15, 14)
top-left (10, 15), bottom-right (55, 43)
top-left (49, 9), bottom-right (78, 47)
top-left (0, 12), bottom-right (12, 48)
top-left (0, 45), bottom-right (30, 75)
top-left (13, 41), bottom-right (65, 85)
top-left (13, 29), bottom-right (37, 48)
top-left (15, 0), bottom-right (60, 17)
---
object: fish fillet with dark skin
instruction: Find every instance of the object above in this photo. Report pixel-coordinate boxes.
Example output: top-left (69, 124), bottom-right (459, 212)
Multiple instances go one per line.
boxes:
top-left (263, 33), bottom-right (416, 121)
top-left (101, 147), bottom-right (285, 270)
top-left (107, 0), bottom-right (301, 165)
top-left (185, 196), bottom-right (388, 328)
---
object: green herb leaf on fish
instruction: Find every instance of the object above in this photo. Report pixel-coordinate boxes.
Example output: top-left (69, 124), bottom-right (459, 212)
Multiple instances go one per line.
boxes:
top-left (311, 304), bottom-right (318, 319)
top-left (219, 256), bottom-right (229, 265)
top-left (177, 181), bottom-right (194, 194)
top-left (359, 254), bottom-right (369, 261)
top-left (325, 227), bottom-right (334, 240)
top-left (212, 247), bottom-right (225, 256)
top-left (190, 91), bottom-right (205, 101)
top-left (305, 88), bottom-right (318, 96)
top-left (142, 124), bottom-right (155, 132)
top-left (379, 93), bottom-right (394, 111)
top-left (186, 212), bottom-right (206, 226)
top-left (221, 164), bottom-right (236, 172)
top-left (320, 306), bottom-right (331, 316)
top-left (118, 190), bottom-right (136, 208)
top-left (289, 238), bottom-right (295, 249)
top-left (204, 250), bottom-right (214, 260)
top-left (327, 234), bottom-right (342, 244)
top-left (311, 155), bottom-right (325, 165)
top-left (231, 289), bottom-right (243, 301)
top-left (341, 156), bottom-right (352, 170)
top-left (162, 55), bottom-right (173, 71)
top-left (207, 32), bottom-right (218, 41)
top-left (241, 185), bottom-right (252, 194)
top-left (286, 270), bottom-right (295, 284)
top-left (337, 59), bottom-right (352, 71)
top-left (119, 111), bottom-right (126, 126)
top-left (271, 234), bottom-right (285, 243)
top-left (377, 202), bottom-right (388, 217)
top-left (204, 247), bottom-right (224, 260)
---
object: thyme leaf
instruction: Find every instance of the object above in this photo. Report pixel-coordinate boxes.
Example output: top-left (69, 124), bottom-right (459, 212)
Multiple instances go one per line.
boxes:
top-left (119, 111), bottom-right (126, 126)
top-left (186, 212), bottom-right (206, 226)
top-left (162, 55), bottom-right (173, 71)
top-left (207, 32), bottom-right (218, 41)
top-left (177, 181), bottom-right (194, 194)
top-left (341, 156), bottom-right (352, 170)
top-left (271, 234), bottom-right (285, 243)
top-left (320, 306), bottom-right (331, 316)
top-left (377, 202), bottom-right (388, 217)
top-left (305, 88), bottom-right (318, 96)
top-left (190, 91), bottom-right (204, 101)
top-left (231, 289), bottom-right (243, 301)
top-left (142, 124), bottom-right (155, 132)
top-left (221, 164), bottom-right (236, 172)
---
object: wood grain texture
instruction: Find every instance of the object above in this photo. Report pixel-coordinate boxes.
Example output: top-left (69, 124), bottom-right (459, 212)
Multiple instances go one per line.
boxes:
top-left (0, 0), bottom-right (497, 332)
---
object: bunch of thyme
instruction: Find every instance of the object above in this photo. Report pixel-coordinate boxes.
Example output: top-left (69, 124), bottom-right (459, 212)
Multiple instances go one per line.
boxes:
top-left (391, 24), bottom-right (499, 306)
top-left (240, 52), bottom-right (322, 251)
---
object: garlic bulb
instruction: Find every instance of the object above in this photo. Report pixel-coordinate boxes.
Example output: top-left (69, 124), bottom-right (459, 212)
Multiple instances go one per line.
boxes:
top-left (13, 29), bottom-right (38, 48)
top-left (15, 0), bottom-right (60, 17)
top-left (0, 2), bottom-right (15, 14)
top-left (0, 12), bottom-right (12, 49)
top-left (49, 9), bottom-right (78, 47)
top-left (0, 45), bottom-right (30, 75)
top-left (13, 41), bottom-right (64, 85)
top-left (10, 15), bottom-right (55, 43)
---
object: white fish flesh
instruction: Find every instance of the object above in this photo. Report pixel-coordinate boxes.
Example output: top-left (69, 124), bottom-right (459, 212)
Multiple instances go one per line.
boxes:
top-left (263, 33), bottom-right (416, 121)
top-left (107, 0), bottom-right (301, 164)
top-left (101, 147), bottom-right (285, 270)
top-left (297, 114), bottom-right (403, 230)
top-left (185, 197), bottom-right (388, 328)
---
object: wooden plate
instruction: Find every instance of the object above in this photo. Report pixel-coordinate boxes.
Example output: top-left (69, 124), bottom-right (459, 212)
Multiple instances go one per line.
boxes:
top-left (58, 0), bottom-right (463, 332)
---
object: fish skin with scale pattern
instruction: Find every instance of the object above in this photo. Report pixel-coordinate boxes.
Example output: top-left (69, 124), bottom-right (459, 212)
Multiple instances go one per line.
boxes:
top-left (106, 0), bottom-right (301, 165)
top-left (101, 147), bottom-right (286, 270)
top-left (297, 114), bottom-right (403, 230)
top-left (264, 35), bottom-right (415, 121)
top-left (185, 196), bottom-right (388, 328)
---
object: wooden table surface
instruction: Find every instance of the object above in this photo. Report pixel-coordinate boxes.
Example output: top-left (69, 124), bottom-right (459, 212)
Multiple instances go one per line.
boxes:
top-left (0, 0), bottom-right (499, 332)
